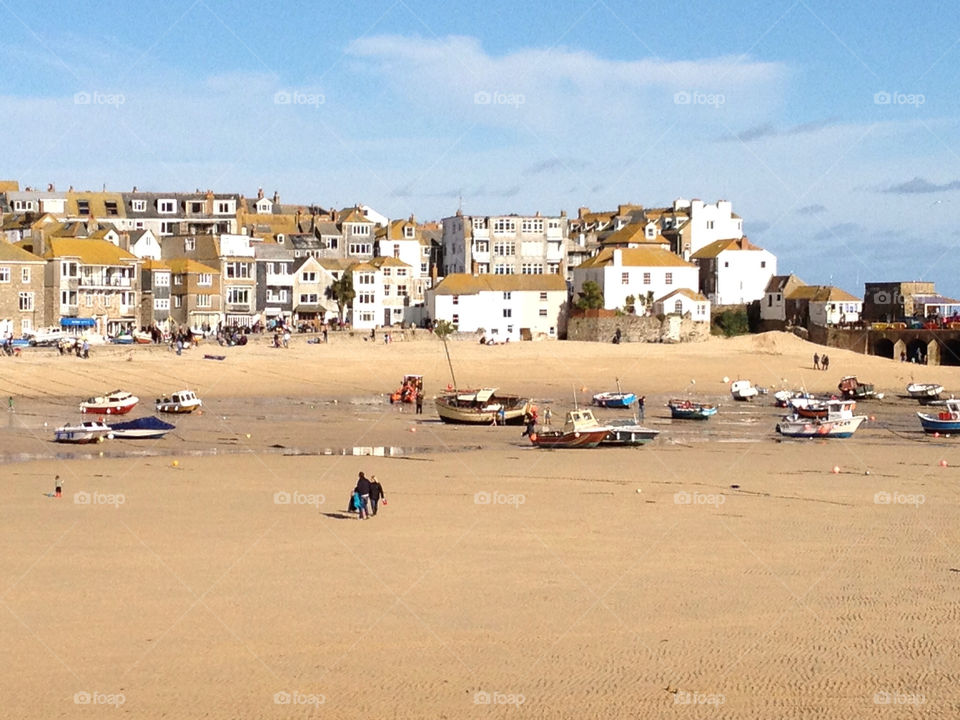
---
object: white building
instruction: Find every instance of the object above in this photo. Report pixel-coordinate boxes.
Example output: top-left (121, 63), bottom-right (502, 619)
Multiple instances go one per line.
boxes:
top-left (348, 261), bottom-right (384, 330)
top-left (760, 274), bottom-right (806, 323)
top-left (441, 210), bottom-right (567, 278)
top-left (428, 273), bottom-right (567, 341)
top-left (572, 247), bottom-right (699, 313)
top-left (690, 237), bottom-right (776, 306)
top-left (653, 288), bottom-right (711, 321)
top-left (787, 286), bottom-right (863, 327)
top-left (672, 198), bottom-right (744, 257)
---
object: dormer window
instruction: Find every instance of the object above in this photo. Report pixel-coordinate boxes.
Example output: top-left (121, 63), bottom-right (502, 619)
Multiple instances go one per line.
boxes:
top-left (131, 200), bottom-right (146, 212)
top-left (77, 200), bottom-right (90, 215)
top-left (216, 201), bottom-right (234, 214)
top-left (184, 237), bottom-right (196, 251)
top-left (189, 201), bottom-right (204, 214)
top-left (404, 226), bottom-right (414, 238)
top-left (256, 200), bottom-right (272, 213)
top-left (158, 199), bottom-right (176, 214)
top-left (105, 201), bottom-right (119, 215)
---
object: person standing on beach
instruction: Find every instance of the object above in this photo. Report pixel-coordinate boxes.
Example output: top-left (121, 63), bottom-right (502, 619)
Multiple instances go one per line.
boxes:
top-left (821, 354), bottom-right (829, 371)
top-left (521, 412), bottom-right (536, 437)
top-left (415, 390), bottom-right (423, 415)
top-left (355, 472), bottom-right (371, 519)
top-left (369, 476), bottom-right (384, 516)
top-left (55, 475), bottom-right (62, 498)
top-left (813, 352), bottom-right (820, 370)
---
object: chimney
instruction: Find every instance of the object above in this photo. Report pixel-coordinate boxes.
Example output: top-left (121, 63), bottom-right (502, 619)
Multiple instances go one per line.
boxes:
top-left (310, 213), bottom-right (316, 232)
top-left (613, 249), bottom-right (623, 266)
top-left (47, 183), bottom-right (55, 192)
top-left (257, 187), bottom-right (264, 200)
top-left (119, 231), bottom-right (130, 251)
top-left (330, 209), bottom-right (338, 222)
top-left (409, 213), bottom-right (415, 223)
top-left (535, 210), bottom-right (541, 217)
top-left (273, 191), bottom-right (280, 204)
top-left (205, 188), bottom-right (214, 215)
top-left (68, 185), bottom-right (74, 192)
top-left (132, 186), bottom-right (138, 192)
top-left (296, 208), bottom-right (303, 233)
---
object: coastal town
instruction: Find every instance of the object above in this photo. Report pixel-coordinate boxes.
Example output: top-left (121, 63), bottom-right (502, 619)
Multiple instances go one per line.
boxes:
top-left (1, 180), bottom-right (958, 359)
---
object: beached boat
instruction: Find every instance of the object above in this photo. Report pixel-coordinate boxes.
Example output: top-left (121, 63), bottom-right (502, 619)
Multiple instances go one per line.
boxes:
top-left (601, 418), bottom-right (659, 446)
top-left (435, 388), bottom-right (530, 425)
top-left (592, 379), bottom-right (637, 408)
top-left (530, 409), bottom-right (611, 448)
top-left (155, 390), bottom-right (203, 414)
top-left (837, 376), bottom-right (883, 400)
top-left (110, 334), bottom-right (135, 345)
top-left (80, 390), bottom-right (139, 415)
top-left (777, 400), bottom-right (866, 438)
top-left (667, 399), bottom-right (717, 420)
top-left (773, 389), bottom-right (811, 407)
top-left (787, 395), bottom-right (853, 419)
top-left (108, 416), bottom-right (176, 439)
top-left (133, 330), bottom-right (153, 344)
top-left (54, 420), bottom-right (113, 443)
top-left (907, 382), bottom-right (943, 400)
top-left (917, 398), bottom-right (960, 433)
top-left (730, 379), bottom-right (759, 401)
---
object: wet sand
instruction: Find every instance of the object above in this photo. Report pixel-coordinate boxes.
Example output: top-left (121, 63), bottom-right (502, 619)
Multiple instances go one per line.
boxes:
top-left (1, 333), bottom-right (958, 718)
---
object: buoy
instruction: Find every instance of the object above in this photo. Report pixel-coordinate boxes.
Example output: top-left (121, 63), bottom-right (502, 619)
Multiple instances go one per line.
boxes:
top-left (933, 432), bottom-right (940, 438)
top-left (636, 488), bottom-right (642, 494)
top-left (172, 460), bottom-right (179, 467)
top-left (869, 415), bottom-right (876, 422)
top-left (832, 465), bottom-right (840, 474)
top-left (245, 433), bottom-right (251, 439)
top-left (940, 459), bottom-right (948, 467)
top-left (530, 433), bottom-right (537, 442)
top-left (409, 427), bottom-right (416, 433)
top-left (580, 386), bottom-right (587, 392)
top-left (865, 470), bottom-right (870, 475)
top-left (197, 409), bottom-right (203, 416)
top-left (723, 376), bottom-right (730, 384)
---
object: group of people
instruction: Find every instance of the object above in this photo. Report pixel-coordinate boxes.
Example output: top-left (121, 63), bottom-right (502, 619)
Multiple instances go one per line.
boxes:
top-left (57, 337), bottom-right (90, 358)
top-left (812, 352), bottom-right (830, 371)
top-left (349, 471), bottom-right (385, 520)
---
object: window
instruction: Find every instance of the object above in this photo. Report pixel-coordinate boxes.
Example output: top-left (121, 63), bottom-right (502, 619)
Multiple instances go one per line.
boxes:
top-left (493, 241), bottom-right (515, 255)
top-left (358, 293), bottom-right (375, 304)
top-left (493, 218), bottom-right (516, 233)
top-left (357, 273), bottom-right (374, 285)
top-left (174, 296), bottom-right (182, 308)
top-left (302, 271), bottom-right (317, 283)
top-left (474, 240), bottom-right (489, 253)
top-left (472, 217), bottom-right (487, 230)
top-left (503, 292), bottom-right (512, 300)
top-left (396, 268), bottom-right (407, 277)
top-left (216, 201), bottom-right (233, 214)
top-left (420, 263), bottom-right (428, 274)
top-left (266, 263), bottom-right (275, 275)
top-left (383, 286), bottom-right (391, 297)
top-left (452, 314), bottom-right (459, 326)
top-left (503, 308), bottom-right (512, 318)
top-left (196, 295), bottom-right (211, 308)
top-left (135, 221), bottom-right (144, 229)
top-left (452, 295), bottom-right (459, 305)
top-left (760, 261), bottom-right (766, 268)
top-left (521, 218), bottom-right (543, 233)
top-left (226, 262), bottom-right (251, 279)
top-left (104, 201), bottom-right (119, 215)
top-left (521, 263), bottom-right (543, 274)
top-left (299, 293), bottom-right (319, 304)
top-left (21, 318), bottom-right (32, 334)
top-left (61, 261), bottom-right (79, 278)
top-left (0, 268), bottom-right (8, 283)
top-left (18, 292), bottom-right (33, 311)
top-left (278, 289), bottom-right (288, 302)
top-left (158, 199), bottom-right (176, 213)
top-left (61, 290), bottom-right (77, 307)
top-left (184, 238), bottom-right (196, 251)
top-left (153, 298), bottom-right (170, 310)
top-left (665, 272), bottom-right (673, 285)
top-left (349, 243), bottom-right (372, 256)
top-left (397, 285), bottom-right (407, 297)
top-left (189, 201), bottom-right (203, 214)
top-left (353, 224), bottom-right (370, 236)
top-left (226, 287), bottom-right (250, 304)
top-left (131, 200), bottom-right (146, 212)
top-left (706, 220), bottom-right (714, 229)
top-left (621, 272), bottom-right (629, 285)
top-left (383, 268), bottom-right (391, 277)
top-left (768, 295), bottom-right (773, 307)
top-left (103, 294), bottom-right (112, 307)
top-left (77, 200), bottom-right (90, 215)
top-left (723, 261), bottom-right (729, 268)
top-left (494, 264), bottom-right (514, 275)
top-left (675, 299), bottom-right (683, 313)
top-left (539, 292), bottom-right (547, 301)
top-left (393, 244), bottom-right (401, 258)
top-left (174, 276), bottom-right (183, 286)
top-left (160, 221), bottom-right (177, 235)
top-left (539, 308), bottom-right (548, 317)
top-left (404, 226), bottom-right (414, 238)
top-left (154, 273), bottom-right (169, 287)
top-left (643, 272), bottom-right (651, 285)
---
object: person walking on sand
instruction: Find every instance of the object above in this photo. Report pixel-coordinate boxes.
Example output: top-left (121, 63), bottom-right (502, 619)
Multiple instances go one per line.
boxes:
top-left (821, 354), bottom-right (829, 371)
top-left (521, 411), bottom-right (536, 437)
top-left (355, 472), bottom-right (371, 519)
top-left (813, 352), bottom-right (820, 370)
top-left (55, 475), bottom-right (62, 498)
top-left (415, 389), bottom-right (423, 415)
top-left (369, 475), bottom-right (385, 516)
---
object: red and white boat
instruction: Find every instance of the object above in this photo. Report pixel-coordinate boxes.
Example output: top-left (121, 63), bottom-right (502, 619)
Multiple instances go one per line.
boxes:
top-left (531, 408), bottom-right (611, 449)
top-left (80, 389), bottom-right (139, 415)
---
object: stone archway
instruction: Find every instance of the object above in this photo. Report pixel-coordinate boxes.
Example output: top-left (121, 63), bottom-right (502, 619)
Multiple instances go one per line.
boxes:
top-left (873, 337), bottom-right (895, 359)
top-left (939, 338), bottom-right (960, 366)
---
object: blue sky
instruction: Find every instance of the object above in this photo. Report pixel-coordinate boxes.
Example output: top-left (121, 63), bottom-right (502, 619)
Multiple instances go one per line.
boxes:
top-left (1, 0), bottom-right (958, 295)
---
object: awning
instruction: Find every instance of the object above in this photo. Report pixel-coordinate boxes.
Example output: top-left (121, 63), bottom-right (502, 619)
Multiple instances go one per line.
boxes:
top-left (60, 317), bottom-right (96, 327)
top-left (264, 307), bottom-right (283, 316)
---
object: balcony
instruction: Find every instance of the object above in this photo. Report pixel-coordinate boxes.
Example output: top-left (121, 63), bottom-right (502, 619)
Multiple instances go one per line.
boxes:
top-left (79, 276), bottom-right (132, 289)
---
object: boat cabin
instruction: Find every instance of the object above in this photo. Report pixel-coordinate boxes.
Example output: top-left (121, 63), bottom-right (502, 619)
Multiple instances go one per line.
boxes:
top-left (562, 409), bottom-right (602, 433)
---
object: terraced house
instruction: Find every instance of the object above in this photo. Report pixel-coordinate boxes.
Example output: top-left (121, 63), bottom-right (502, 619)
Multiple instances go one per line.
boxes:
top-left (0, 242), bottom-right (46, 337)
top-left (165, 258), bottom-right (221, 331)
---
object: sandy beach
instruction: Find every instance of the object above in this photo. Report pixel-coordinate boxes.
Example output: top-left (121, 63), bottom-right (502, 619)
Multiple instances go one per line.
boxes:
top-left (2, 332), bottom-right (958, 718)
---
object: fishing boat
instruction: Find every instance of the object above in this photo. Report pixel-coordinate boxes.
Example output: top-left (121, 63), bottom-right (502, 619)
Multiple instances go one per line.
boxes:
top-left (108, 416), bottom-right (176, 439)
top-left (667, 399), bottom-right (717, 420)
top-left (601, 418), bottom-right (659, 446)
top-left (788, 396), bottom-right (852, 419)
top-left (54, 420), bottom-right (113, 443)
top-left (906, 382), bottom-right (943, 400)
top-left (155, 390), bottom-right (203, 414)
top-left (592, 379), bottom-right (637, 408)
top-left (837, 376), bottom-right (883, 400)
top-left (773, 389), bottom-right (811, 407)
top-left (133, 330), bottom-right (153, 344)
top-left (435, 388), bottom-right (531, 425)
top-left (917, 398), bottom-right (960, 433)
top-left (80, 390), bottom-right (139, 415)
top-left (530, 408), bottom-right (611, 448)
top-left (777, 399), bottom-right (866, 438)
top-left (730, 379), bottom-right (759, 401)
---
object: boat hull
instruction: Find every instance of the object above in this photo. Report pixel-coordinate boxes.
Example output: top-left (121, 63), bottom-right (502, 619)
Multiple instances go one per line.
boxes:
top-left (109, 417), bottom-right (176, 439)
top-left (54, 423), bottom-right (112, 443)
top-left (668, 402), bottom-right (717, 420)
top-left (777, 415), bottom-right (866, 438)
top-left (601, 424), bottom-right (659, 446)
top-left (907, 383), bottom-right (943, 399)
top-left (435, 392), bottom-right (530, 425)
top-left (592, 392), bottom-right (636, 408)
top-left (532, 428), bottom-right (609, 448)
top-left (80, 401), bottom-right (138, 414)
top-left (917, 413), bottom-right (960, 433)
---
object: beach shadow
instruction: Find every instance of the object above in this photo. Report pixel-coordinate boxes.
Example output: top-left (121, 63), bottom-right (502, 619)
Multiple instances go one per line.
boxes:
top-left (321, 512), bottom-right (356, 520)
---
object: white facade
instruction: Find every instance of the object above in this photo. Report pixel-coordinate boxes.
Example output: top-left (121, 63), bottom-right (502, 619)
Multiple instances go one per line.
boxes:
top-left (673, 198), bottom-right (743, 256)
top-left (127, 229), bottom-right (162, 260)
top-left (653, 289), bottom-right (711, 321)
top-left (698, 246), bottom-right (776, 306)
top-left (428, 274), bottom-right (566, 341)
top-left (572, 248), bottom-right (700, 312)
top-left (349, 264), bottom-right (385, 330)
top-left (810, 297), bottom-right (862, 326)
top-left (441, 212), bottom-right (567, 277)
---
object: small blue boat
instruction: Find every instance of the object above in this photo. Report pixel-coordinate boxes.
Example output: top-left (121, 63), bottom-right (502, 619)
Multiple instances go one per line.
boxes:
top-left (592, 379), bottom-right (637, 408)
top-left (668, 399), bottom-right (717, 420)
top-left (108, 416), bottom-right (175, 439)
top-left (917, 399), bottom-right (960, 433)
